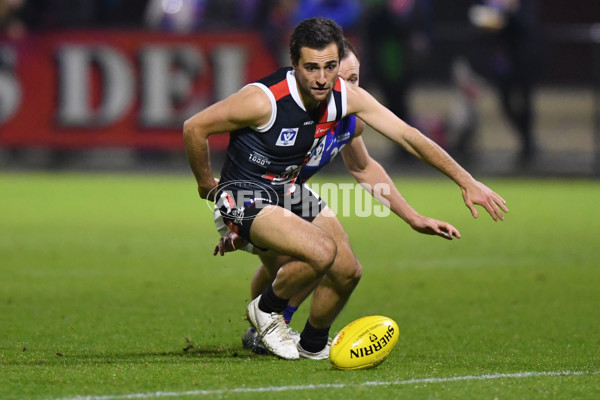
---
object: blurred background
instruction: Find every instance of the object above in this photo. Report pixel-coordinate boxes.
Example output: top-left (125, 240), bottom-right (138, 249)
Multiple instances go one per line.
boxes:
top-left (1, 0), bottom-right (599, 177)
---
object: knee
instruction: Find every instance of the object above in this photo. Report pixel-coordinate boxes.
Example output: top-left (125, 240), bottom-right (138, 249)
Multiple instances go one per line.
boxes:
top-left (343, 259), bottom-right (362, 290)
top-left (310, 235), bottom-right (337, 274)
top-left (352, 260), bottom-right (363, 285)
top-left (330, 257), bottom-right (362, 291)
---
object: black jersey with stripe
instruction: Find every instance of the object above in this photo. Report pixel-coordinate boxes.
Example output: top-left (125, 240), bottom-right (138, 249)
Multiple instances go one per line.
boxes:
top-left (219, 67), bottom-right (347, 196)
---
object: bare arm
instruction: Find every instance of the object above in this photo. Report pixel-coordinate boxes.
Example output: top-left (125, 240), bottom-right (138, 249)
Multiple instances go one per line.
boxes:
top-left (346, 84), bottom-right (508, 221)
top-left (183, 85), bottom-right (272, 200)
top-left (341, 134), bottom-right (460, 240)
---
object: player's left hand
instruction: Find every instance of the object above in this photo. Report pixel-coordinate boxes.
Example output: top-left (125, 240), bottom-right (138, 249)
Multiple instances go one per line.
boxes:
top-left (462, 180), bottom-right (508, 221)
top-left (410, 216), bottom-right (461, 240)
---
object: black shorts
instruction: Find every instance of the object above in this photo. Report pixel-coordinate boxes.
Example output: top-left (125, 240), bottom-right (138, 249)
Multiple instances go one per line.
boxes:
top-left (215, 182), bottom-right (326, 244)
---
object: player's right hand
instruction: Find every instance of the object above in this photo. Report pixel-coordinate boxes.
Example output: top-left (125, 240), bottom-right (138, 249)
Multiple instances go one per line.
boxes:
top-left (213, 231), bottom-right (248, 256)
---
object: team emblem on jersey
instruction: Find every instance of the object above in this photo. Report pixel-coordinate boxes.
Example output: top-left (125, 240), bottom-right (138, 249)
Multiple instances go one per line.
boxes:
top-left (306, 140), bottom-right (326, 167)
top-left (276, 128), bottom-right (299, 146)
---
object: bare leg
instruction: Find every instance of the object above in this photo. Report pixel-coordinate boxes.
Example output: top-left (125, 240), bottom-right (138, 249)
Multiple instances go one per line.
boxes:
top-left (306, 208), bottom-right (362, 330)
top-left (249, 205), bottom-right (337, 300)
top-left (245, 205), bottom-right (360, 357)
top-left (252, 256), bottom-right (321, 309)
top-left (250, 264), bottom-right (275, 299)
top-left (243, 205), bottom-right (339, 359)
top-left (250, 205), bottom-right (361, 325)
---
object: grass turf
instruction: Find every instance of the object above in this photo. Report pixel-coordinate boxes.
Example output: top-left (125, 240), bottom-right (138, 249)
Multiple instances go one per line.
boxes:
top-left (1, 172), bottom-right (599, 399)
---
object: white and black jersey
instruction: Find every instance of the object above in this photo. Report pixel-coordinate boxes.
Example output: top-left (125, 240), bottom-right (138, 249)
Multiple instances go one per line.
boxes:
top-left (220, 67), bottom-right (347, 196)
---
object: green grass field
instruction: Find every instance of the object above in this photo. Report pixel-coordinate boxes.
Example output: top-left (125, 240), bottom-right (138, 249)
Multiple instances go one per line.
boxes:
top-left (1, 172), bottom-right (599, 399)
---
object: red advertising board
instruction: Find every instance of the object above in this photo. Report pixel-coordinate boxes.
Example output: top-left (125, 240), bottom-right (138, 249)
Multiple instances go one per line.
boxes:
top-left (0, 30), bottom-right (278, 150)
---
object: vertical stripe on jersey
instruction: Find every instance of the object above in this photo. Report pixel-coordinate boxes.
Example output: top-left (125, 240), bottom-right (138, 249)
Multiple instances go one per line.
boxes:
top-left (326, 88), bottom-right (337, 122)
top-left (339, 77), bottom-right (348, 118)
top-left (287, 71), bottom-right (306, 111)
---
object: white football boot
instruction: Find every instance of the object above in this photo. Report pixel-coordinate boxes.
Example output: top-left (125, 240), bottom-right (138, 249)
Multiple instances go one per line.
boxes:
top-left (246, 296), bottom-right (299, 360)
top-left (297, 341), bottom-right (331, 360)
top-left (289, 329), bottom-right (301, 345)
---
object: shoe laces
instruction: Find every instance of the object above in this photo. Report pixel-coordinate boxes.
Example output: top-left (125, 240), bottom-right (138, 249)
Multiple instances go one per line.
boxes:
top-left (264, 313), bottom-right (293, 342)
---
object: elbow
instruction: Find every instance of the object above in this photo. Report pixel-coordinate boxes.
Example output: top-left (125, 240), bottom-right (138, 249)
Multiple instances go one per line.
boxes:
top-left (347, 160), bottom-right (371, 181)
top-left (183, 118), bottom-right (194, 139)
top-left (346, 162), bottom-right (366, 177)
top-left (183, 118), bottom-right (204, 147)
top-left (348, 169), bottom-right (363, 183)
top-left (343, 153), bottom-right (371, 176)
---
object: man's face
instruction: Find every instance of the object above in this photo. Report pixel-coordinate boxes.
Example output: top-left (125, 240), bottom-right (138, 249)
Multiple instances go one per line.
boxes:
top-left (293, 43), bottom-right (340, 109)
top-left (338, 52), bottom-right (360, 87)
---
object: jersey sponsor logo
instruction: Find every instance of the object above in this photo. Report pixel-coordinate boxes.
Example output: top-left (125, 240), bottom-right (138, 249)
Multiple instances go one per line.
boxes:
top-left (303, 120), bottom-right (314, 125)
top-left (276, 128), bottom-right (299, 146)
top-left (315, 122), bottom-right (336, 138)
top-left (248, 151), bottom-right (271, 167)
top-left (338, 130), bottom-right (352, 142)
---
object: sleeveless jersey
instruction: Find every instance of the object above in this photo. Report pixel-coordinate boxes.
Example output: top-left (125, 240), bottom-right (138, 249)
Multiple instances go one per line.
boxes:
top-left (219, 67), bottom-right (347, 196)
top-left (301, 114), bottom-right (357, 180)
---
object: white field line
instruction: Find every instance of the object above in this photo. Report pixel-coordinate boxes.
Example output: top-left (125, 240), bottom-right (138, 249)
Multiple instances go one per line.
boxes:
top-left (51, 370), bottom-right (597, 400)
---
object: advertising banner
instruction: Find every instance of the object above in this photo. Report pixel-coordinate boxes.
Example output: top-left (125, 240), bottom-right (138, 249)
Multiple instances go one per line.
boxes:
top-left (0, 30), bottom-right (278, 150)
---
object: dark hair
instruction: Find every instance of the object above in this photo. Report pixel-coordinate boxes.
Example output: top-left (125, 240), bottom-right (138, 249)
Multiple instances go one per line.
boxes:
top-left (341, 38), bottom-right (359, 60)
top-left (289, 17), bottom-right (344, 66)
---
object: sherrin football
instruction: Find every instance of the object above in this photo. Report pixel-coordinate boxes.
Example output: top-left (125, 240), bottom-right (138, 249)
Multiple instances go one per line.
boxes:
top-left (329, 315), bottom-right (399, 370)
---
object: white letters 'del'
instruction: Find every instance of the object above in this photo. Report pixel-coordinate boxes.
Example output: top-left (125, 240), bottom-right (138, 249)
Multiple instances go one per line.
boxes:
top-left (57, 45), bottom-right (134, 126)
top-left (52, 43), bottom-right (249, 129)
top-left (139, 45), bottom-right (205, 127)
top-left (212, 46), bottom-right (246, 101)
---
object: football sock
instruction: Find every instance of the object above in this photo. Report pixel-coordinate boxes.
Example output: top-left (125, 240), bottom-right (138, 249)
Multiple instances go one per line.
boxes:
top-left (283, 305), bottom-right (298, 325)
top-left (300, 319), bottom-right (330, 353)
top-left (258, 285), bottom-right (289, 314)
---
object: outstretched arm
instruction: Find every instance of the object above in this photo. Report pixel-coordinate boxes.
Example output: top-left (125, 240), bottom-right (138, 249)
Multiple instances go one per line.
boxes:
top-left (341, 134), bottom-right (460, 240)
top-left (346, 84), bottom-right (508, 221)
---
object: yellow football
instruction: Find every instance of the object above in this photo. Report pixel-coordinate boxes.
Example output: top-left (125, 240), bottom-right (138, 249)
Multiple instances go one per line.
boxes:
top-left (329, 315), bottom-right (399, 370)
